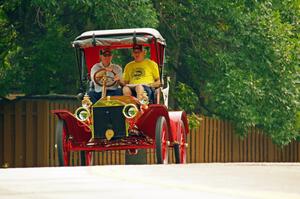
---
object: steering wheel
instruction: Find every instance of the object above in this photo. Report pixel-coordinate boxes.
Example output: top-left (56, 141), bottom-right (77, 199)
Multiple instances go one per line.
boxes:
top-left (93, 68), bottom-right (117, 87)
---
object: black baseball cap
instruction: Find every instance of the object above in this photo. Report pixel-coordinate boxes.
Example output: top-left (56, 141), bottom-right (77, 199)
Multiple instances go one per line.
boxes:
top-left (132, 44), bottom-right (143, 51)
top-left (100, 48), bottom-right (112, 56)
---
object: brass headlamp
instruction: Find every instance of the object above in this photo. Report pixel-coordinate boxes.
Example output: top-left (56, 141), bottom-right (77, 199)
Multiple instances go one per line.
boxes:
top-left (122, 104), bottom-right (139, 119)
top-left (75, 107), bottom-right (91, 122)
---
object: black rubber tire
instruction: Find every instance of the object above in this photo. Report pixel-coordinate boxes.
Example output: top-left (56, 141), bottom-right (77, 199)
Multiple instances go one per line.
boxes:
top-left (56, 119), bottom-right (70, 166)
top-left (174, 120), bottom-right (187, 164)
top-left (155, 116), bottom-right (168, 164)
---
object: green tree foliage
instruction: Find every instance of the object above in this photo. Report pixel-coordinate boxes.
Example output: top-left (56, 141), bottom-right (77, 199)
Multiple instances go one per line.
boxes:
top-left (155, 0), bottom-right (299, 145)
top-left (1, 0), bottom-right (299, 145)
top-left (0, 0), bottom-right (158, 95)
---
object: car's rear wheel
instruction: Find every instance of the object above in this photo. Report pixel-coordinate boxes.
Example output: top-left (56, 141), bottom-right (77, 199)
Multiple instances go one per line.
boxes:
top-left (174, 120), bottom-right (187, 164)
top-left (155, 116), bottom-right (169, 164)
top-left (56, 119), bottom-right (70, 166)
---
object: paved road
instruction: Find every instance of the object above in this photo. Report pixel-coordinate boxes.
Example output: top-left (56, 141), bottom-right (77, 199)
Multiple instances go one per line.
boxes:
top-left (1, 163), bottom-right (300, 199)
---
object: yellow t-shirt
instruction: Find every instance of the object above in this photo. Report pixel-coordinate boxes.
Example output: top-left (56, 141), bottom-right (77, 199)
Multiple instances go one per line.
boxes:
top-left (123, 59), bottom-right (159, 84)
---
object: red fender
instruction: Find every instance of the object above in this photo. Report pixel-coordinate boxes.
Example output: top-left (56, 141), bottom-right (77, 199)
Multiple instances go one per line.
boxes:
top-left (168, 111), bottom-right (189, 143)
top-left (135, 104), bottom-right (172, 140)
top-left (52, 110), bottom-right (92, 143)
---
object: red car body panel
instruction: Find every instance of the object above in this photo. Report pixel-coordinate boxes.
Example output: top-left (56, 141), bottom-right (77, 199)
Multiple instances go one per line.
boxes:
top-left (169, 111), bottom-right (189, 142)
top-left (135, 104), bottom-right (172, 141)
top-left (52, 110), bottom-right (91, 143)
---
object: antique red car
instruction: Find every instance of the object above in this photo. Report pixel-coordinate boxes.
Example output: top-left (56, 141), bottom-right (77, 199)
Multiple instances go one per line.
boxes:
top-left (53, 28), bottom-right (189, 166)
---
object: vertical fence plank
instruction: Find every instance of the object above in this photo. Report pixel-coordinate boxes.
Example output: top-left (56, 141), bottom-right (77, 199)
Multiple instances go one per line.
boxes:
top-left (208, 118), bottom-right (213, 162)
top-left (15, 101), bottom-right (24, 167)
top-left (49, 102), bottom-right (54, 167)
top-left (203, 117), bottom-right (208, 163)
top-left (297, 142), bottom-right (300, 162)
top-left (229, 121), bottom-right (233, 162)
top-left (288, 144), bottom-right (292, 162)
top-left (186, 131), bottom-right (191, 163)
top-left (25, 101), bottom-right (34, 167)
top-left (224, 121), bottom-right (229, 162)
top-left (242, 134), bottom-right (247, 162)
top-left (295, 143), bottom-right (298, 162)
top-left (37, 101), bottom-right (50, 167)
top-left (290, 142), bottom-right (294, 162)
top-left (232, 128), bottom-right (240, 162)
top-left (114, 151), bottom-right (118, 165)
top-left (120, 151), bottom-right (125, 165)
top-left (0, 104), bottom-right (3, 167)
top-left (274, 142), bottom-right (279, 162)
top-left (212, 118), bottom-right (217, 162)
top-left (258, 130), bottom-right (262, 162)
top-left (254, 128), bottom-right (258, 162)
top-left (220, 120), bottom-right (225, 162)
top-left (147, 149), bottom-right (151, 164)
top-left (296, 143), bottom-right (298, 162)
top-left (111, 151), bottom-right (115, 165)
top-left (263, 131), bottom-right (268, 162)
top-left (247, 129), bottom-right (251, 162)
top-left (190, 129), bottom-right (195, 163)
top-left (3, 104), bottom-right (14, 168)
top-left (99, 152), bottom-right (103, 165)
top-left (195, 125), bottom-right (200, 163)
top-left (251, 127), bottom-right (256, 162)
top-left (104, 151), bottom-right (108, 165)
top-left (168, 148), bottom-right (172, 163)
top-left (146, 149), bottom-right (151, 164)
top-left (94, 152), bottom-right (98, 165)
top-left (152, 149), bottom-right (155, 164)
top-left (268, 138), bottom-right (274, 162)
top-left (113, 151), bottom-right (118, 165)
top-left (199, 117), bottom-right (205, 163)
top-left (228, 121), bottom-right (233, 162)
top-left (216, 119), bottom-right (221, 162)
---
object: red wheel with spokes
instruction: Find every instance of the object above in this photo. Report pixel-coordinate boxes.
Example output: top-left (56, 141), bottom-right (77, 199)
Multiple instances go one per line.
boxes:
top-left (56, 119), bottom-right (70, 166)
top-left (174, 120), bottom-right (187, 164)
top-left (155, 116), bottom-right (169, 164)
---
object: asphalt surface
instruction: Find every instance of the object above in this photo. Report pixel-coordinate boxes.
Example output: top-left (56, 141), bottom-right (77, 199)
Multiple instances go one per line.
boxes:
top-left (1, 163), bottom-right (300, 199)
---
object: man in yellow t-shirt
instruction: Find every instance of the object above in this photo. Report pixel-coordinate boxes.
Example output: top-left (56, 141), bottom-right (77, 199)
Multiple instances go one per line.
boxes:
top-left (122, 44), bottom-right (160, 103)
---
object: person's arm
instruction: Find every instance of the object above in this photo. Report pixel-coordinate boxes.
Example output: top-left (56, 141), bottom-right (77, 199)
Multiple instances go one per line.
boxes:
top-left (122, 80), bottom-right (129, 86)
top-left (149, 61), bottom-right (160, 88)
top-left (122, 64), bottom-right (130, 86)
top-left (113, 65), bottom-right (123, 86)
top-left (90, 64), bottom-right (97, 82)
top-left (149, 79), bottom-right (161, 88)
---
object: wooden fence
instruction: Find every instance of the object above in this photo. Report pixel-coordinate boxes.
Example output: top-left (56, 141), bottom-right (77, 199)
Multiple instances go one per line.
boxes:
top-left (1, 96), bottom-right (299, 168)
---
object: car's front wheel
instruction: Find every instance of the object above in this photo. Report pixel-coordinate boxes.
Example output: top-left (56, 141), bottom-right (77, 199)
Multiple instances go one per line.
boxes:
top-left (56, 119), bottom-right (70, 166)
top-left (155, 116), bottom-right (169, 164)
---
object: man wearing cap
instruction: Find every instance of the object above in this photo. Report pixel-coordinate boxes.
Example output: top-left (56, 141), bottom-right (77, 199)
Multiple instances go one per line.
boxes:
top-left (88, 48), bottom-right (122, 103)
top-left (122, 44), bottom-right (160, 103)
